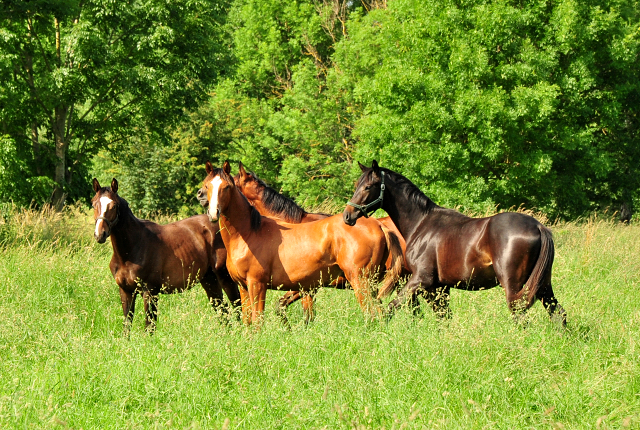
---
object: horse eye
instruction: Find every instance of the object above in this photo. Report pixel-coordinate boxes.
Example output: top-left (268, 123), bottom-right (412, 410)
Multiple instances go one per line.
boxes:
top-left (365, 186), bottom-right (371, 190)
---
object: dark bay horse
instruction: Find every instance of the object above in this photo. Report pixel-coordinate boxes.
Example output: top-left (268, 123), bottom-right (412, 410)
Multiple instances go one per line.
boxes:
top-left (231, 162), bottom-right (407, 322)
top-left (200, 161), bottom-right (403, 325)
top-left (343, 161), bottom-right (566, 325)
top-left (92, 178), bottom-right (240, 332)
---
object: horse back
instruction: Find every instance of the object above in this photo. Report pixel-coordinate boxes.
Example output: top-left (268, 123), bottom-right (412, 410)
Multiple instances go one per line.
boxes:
top-left (111, 215), bottom-right (217, 292)
top-left (431, 211), bottom-right (545, 288)
top-left (224, 214), bottom-right (386, 289)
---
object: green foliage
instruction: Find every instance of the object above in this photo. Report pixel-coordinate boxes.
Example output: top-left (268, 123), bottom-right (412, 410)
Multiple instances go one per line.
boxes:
top-left (0, 135), bottom-right (55, 205)
top-left (2, 0), bottom-right (638, 218)
top-left (339, 0), bottom-right (640, 217)
top-left (0, 0), bottom-right (229, 206)
top-left (144, 0), bottom-right (636, 219)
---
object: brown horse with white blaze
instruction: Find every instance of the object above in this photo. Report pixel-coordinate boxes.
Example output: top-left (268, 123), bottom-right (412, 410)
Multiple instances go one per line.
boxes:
top-left (92, 178), bottom-right (240, 333)
top-left (200, 161), bottom-right (403, 325)
top-left (231, 162), bottom-right (407, 321)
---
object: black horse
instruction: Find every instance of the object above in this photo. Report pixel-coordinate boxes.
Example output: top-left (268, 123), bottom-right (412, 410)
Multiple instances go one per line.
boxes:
top-left (343, 161), bottom-right (566, 325)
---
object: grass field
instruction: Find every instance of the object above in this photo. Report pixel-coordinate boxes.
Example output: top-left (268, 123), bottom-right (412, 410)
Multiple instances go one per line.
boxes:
top-left (0, 204), bottom-right (639, 429)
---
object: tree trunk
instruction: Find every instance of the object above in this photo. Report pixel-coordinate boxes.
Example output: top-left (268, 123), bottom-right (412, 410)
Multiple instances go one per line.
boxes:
top-left (51, 16), bottom-right (67, 211)
top-left (31, 122), bottom-right (41, 175)
top-left (51, 105), bottom-right (68, 210)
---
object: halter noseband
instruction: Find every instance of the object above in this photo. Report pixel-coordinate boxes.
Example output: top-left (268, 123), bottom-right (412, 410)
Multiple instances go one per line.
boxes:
top-left (95, 206), bottom-right (119, 231)
top-left (347, 171), bottom-right (385, 218)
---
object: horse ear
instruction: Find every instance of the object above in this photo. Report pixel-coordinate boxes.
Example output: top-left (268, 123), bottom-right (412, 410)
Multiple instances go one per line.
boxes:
top-left (92, 178), bottom-right (100, 193)
top-left (205, 160), bottom-right (213, 175)
top-left (238, 162), bottom-right (247, 177)
top-left (371, 160), bottom-right (380, 171)
top-left (358, 161), bottom-right (368, 172)
top-left (111, 178), bottom-right (118, 194)
top-left (223, 160), bottom-right (231, 176)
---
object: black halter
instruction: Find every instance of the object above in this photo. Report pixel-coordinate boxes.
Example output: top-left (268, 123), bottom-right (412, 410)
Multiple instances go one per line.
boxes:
top-left (95, 206), bottom-right (119, 231)
top-left (347, 171), bottom-right (385, 218)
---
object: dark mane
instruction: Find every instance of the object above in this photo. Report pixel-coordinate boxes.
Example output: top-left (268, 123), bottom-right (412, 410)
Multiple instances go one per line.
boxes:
top-left (249, 172), bottom-right (307, 223)
top-left (248, 200), bottom-right (262, 231)
top-left (379, 168), bottom-right (439, 214)
top-left (114, 194), bottom-right (134, 219)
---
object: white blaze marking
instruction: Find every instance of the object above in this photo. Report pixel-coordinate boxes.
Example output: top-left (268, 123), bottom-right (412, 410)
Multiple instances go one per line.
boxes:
top-left (208, 176), bottom-right (224, 220)
top-left (95, 196), bottom-right (113, 236)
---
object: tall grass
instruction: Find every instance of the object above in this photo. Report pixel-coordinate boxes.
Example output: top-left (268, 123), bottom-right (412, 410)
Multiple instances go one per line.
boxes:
top-left (0, 207), bottom-right (638, 429)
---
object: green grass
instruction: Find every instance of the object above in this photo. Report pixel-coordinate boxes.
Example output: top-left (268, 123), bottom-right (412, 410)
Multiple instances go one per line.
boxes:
top-left (0, 207), bottom-right (639, 429)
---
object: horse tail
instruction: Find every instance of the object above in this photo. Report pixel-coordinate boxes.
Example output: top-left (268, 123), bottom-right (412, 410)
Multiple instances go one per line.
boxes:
top-left (377, 226), bottom-right (404, 299)
top-left (515, 224), bottom-right (555, 307)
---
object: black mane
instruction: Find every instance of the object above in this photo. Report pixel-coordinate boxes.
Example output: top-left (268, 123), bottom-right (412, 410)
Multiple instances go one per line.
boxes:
top-left (249, 172), bottom-right (307, 223)
top-left (379, 168), bottom-right (439, 214)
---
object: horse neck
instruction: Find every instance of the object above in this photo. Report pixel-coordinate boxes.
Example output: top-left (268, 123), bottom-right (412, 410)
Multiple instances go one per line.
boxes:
top-left (108, 203), bottom-right (142, 257)
top-left (220, 186), bottom-right (257, 239)
top-left (255, 185), bottom-right (308, 223)
top-left (247, 191), bottom-right (273, 218)
top-left (382, 177), bottom-right (436, 242)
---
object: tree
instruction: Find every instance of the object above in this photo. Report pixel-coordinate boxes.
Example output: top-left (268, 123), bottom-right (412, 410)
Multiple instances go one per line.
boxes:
top-left (0, 0), bottom-right (228, 208)
top-left (337, 0), bottom-right (640, 217)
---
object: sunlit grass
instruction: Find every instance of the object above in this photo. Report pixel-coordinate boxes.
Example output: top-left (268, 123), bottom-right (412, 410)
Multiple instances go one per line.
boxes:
top-left (0, 207), bottom-right (638, 428)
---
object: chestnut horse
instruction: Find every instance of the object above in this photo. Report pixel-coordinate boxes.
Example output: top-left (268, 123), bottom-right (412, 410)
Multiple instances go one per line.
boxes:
top-left (233, 162), bottom-right (408, 263)
top-left (343, 161), bottom-right (566, 325)
top-left (200, 161), bottom-right (403, 325)
top-left (231, 162), bottom-right (408, 321)
top-left (92, 178), bottom-right (240, 333)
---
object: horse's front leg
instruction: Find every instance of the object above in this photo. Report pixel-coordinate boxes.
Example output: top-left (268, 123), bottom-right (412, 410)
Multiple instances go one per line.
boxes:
top-left (143, 290), bottom-right (159, 333)
top-left (119, 287), bottom-right (137, 335)
top-left (238, 285), bottom-right (251, 325)
top-left (423, 284), bottom-right (451, 320)
top-left (247, 281), bottom-right (267, 327)
top-left (346, 268), bottom-right (381, 319)
top-left (387, 273), bottom-right (434, 317)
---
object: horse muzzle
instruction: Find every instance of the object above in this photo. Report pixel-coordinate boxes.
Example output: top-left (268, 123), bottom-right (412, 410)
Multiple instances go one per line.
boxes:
top-left (343, 209), bottom-right (358, 226)
top-left (95, 230), bottom-right (108, 244)
top-left (197, 188), bottom-right (209, 207)
top-left (207, 208), bottom-right (220, 222)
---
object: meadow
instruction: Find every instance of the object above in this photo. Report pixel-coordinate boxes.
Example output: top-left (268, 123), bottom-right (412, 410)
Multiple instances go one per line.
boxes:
top-left (0, 204), bottom-right (639, 429)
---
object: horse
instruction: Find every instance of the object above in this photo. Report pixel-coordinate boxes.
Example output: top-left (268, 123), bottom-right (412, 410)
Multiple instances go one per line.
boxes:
top-left (92, 178), bottom-right (241, 333)
top-left (233, 162), bottom-right (408, 263)
top-left (231, 162), bottom-right (409, 322)
top-left (343, 161), bottom-right (566, 325)
top-left (200, 161), bottom-right (403, 325)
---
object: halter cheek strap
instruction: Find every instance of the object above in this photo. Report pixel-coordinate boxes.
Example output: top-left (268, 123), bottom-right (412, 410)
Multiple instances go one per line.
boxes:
top-left (347, 171), bottom-right (385, 218)
top-left (95, 210), bottom-right (119, 231)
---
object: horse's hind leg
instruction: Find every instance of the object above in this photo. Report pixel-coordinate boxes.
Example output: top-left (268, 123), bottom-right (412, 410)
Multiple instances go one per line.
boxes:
top-left (277, 291), bottom-right (300, 326)
top-left (200, 271), bottom-right (226, 309)
top-left (537, 283), bottom-right (567, 327)
top-left (301, 293), bottom-right (315, 324)
top-left (119, 287), bottom-right (137, 335)
top-left (143, 291), bottom-right (159, 333)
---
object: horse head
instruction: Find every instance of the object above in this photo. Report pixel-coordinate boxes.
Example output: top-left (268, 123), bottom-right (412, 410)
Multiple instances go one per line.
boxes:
top-left (201, 160), bottom-right (235, 222)
top-left (91, 177), bottom-right (120, 243)
top-left (343, 160), bottom-right (386, 226)
top-left (233, 162), bottom-right (264, 204)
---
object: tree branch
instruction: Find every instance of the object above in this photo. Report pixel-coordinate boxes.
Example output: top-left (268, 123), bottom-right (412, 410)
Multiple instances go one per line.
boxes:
top-left (27, 14), bottom-right (53, 73)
